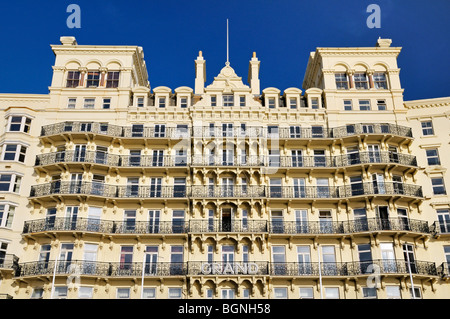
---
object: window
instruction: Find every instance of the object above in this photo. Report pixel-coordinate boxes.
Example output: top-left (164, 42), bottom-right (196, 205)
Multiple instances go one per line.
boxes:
top-left (86, 71), bottom-right (100, 87)
top-left (168, 288), bottom-right (182, 299)
top-left (421, 121), bottom-right (434, 136)
top-left (239, 96), bottom-right (245, 107)
top-left (223, 95), bottom-right (234, 107)
top-left (410, 287), bottom-right (422, 299)
top-left (437, 209), bottom-right (450, 233)
top-left (158, 97), bottom-right (166, 108)
top-left (359, 100), bottom-right (371, 111)
top-left (0, 174), bottom-right (21, 193)
top-left (66, 71), bottom-right (80, 88)
top-left (106, 71), bottom-right (120, 88)
top-left (289, 98), bottom-right (297, 109)
top-left (335, 73), bottom-right (348, 89)
top-left (211, 95), bottom-right (217, 107)
top-left (54, 287), bottom-right (68, 299)
top-left (290, 126), bottom-right (302, 138)
top-left (426, 149), bottom-right (440, 165)
top-left (268, 98), bottom-right (275, 108)
top-left (137, 97), bottom-right (145, 107)
top-left (221, 289), bottom-right (235, 299)
top-left (2, 144), bottom-right (27, 163)
top-left (131, 124), bottom-right (144, 137)
top-left (206, 288), bottom-right (214, 299)
top-left (8, 116), bottom-right (32, 133)
top-left (299, 287), bottom-right (314, 299)
top-left (102, 98), bottom-right (111, 109)
top-left (377, 100), bottom-right (387, 110)
top-left (0, 204), bottom-right (15, 228)
top-left (117, 288), bottom-right (130, 299)
top-left (67, 98), bottom-right (76, 109)
top-left (84, 98), bottom-right (95, 109)
top-left (362, 287), bottom-right (377, 299)
top-left (242, 288), bottom-right (250, 299)
top-left (324, 287), bottom-right (340, 299)
top-left (344, 100), bottom-right (352, 111)
top-left (310, 98), bottom-right (319, 109)
top-left (31, 288), bottom-right (44, 299)
top-left (79, 287), bottom-right (93, 299)
top-left (386, 286), bottom-right (401, 299)
top-left (431, 177), bottom-right (446, 195)
top-left (142, 288), bottom-right (156, 299)
top-left (374, 72), bottom-right (388, 89)
top-left (154, 124), bottom-right (166, 137)
top-left (180, 97), bottom-right (188, 108)
top-left (274, 288), bottom-right (288, 299)
top-left (354, 73), bottom-right (368, 89)
top-left (312, 126), bottom-right (324, 138)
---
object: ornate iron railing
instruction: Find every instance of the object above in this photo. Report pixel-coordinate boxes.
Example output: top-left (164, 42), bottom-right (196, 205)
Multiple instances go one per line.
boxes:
top-left (438, 262), bottom-right (450, 277)
top-left (41, 122), bottom-right (413, 139)
top-left (16, 261), bottom-right (188, 277)
top-left (0, 254), bottom-right (19, 270)
top-left (30, 181), bottom-right (190, 198)
top-left (190, 185), bottom-right (265, 198)
top-left (189, 219), bottom-right (268, 233)
top-left (191, 155), bottom-right (265, 167)
top-left (430, 221), bottom-right (450, 236)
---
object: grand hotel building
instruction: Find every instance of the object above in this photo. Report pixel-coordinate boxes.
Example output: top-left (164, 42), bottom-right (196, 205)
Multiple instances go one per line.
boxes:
top-left (0, 36), bottom-right (449, 299)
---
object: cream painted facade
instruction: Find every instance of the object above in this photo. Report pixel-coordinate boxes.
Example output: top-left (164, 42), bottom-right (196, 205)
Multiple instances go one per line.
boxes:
top-left (0, 36), bottom-right (449, 299)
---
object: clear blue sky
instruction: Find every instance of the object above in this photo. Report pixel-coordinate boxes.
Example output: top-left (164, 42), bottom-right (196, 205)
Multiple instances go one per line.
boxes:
top-left (0, 0), bottom-right (448, 101)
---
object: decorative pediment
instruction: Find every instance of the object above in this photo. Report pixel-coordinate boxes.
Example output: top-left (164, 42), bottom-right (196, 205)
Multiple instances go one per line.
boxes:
top-left (205, 63), bottom-right (251, 93)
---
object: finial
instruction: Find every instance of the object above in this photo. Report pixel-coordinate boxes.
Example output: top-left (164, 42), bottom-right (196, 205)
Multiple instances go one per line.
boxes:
top-left (253, 52), bottom-right (256, 58)
top-left (199, 50), bottom-right (202, 57)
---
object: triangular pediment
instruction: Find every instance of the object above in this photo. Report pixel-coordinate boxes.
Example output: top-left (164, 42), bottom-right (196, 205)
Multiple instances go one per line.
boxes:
top-left (204, 63), bottom-right (251, 93)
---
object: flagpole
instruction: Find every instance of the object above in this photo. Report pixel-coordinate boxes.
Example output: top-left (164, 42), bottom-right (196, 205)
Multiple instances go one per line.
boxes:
top-left (50, 245), bottom-right (61, 299)
top-left (405, 246), bottom-right (416, 299)
top-left (141, 252), bottom-right (147, 299)
top-left (317, 244), bottom-right (323, 299)
top-left (226, 19), bottom-right (229, 65)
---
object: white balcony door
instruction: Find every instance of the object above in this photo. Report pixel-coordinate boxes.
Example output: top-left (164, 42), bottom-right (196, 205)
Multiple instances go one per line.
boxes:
top-left (145, 246), bottom-right (158, 275)
top-left (381, 243), bottom-right (396, 272)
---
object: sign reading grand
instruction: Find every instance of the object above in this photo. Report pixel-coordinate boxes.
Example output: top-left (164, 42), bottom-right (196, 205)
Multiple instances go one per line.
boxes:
top-left (201, 262), bottom-right (259, 275)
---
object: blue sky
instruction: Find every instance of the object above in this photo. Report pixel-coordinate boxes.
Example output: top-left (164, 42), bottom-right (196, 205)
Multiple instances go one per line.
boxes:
top-left (0, 0), bottom-right (448, 101)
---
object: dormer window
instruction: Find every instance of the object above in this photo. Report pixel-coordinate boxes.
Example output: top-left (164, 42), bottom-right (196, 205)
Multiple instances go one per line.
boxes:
top-left (268, 98), bottom-right (276, 109)
top-left (66, 71), bottom-right (80, 88)
top-left (86, 71), bottom-right (100, 87)
top-left (354, 73), bottom-right (368, 90)
top-left (180, 97), bottom-right (188, 108)
top-left (239, 96), bottom-right (245, 107)
top-left (158, 97), bottom-right (166, 108)
top-left (137, 97), bottom-right (144, 107)
top-left (311, 98), bottom-right (319, 109)
top-left (223, 95), bottom-right (234, 107)
top-left (106, 71), bottom-right (120, 88)
top-left (289, 98), bottom-right (297, 109)
top-left (211, 96), bottom-right (217, 107)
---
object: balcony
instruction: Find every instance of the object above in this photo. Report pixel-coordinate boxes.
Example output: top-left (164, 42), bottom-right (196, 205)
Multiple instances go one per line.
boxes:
top-left (191, 155), bottom-right (265, 167)
top-left (40, 122), bottom-right (413, 140)
top-left (267, 183), bottom-right (423, 200)
top-left (23, 218), bottom-right (189, 235)
top-left (35, 151), bottom-right (121, 167)
top-left (190, 185), bottom-right (265, 198)
top-left (188, 261), bottom-right (269, 276)
top-left (268, 218), bottom-right (430, 235)
top-left (30, 181), bottom-right (190, 199)
top-left (438, 263), bottom-right (450, 278)
top-left (40, 122), bottom-right (190, 139)
top-left (268, 260), bottom-right (437, 277)
top-left (0, 254), bottom-right (19, 271)
top-left (189, 219), bottom-right (267, 233)
top-left (430, 221), bottom-right (450, 237)
top-left (16, 261), bottom-right (188, 278)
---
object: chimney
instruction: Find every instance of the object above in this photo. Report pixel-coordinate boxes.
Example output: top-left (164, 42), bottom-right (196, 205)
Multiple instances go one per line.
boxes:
top-left (248, 52), bottom-right (260, 95)
top-left (60, 36), bottom-right (77, 46)
top-left (195, 51), bottom-right (206, 95)
top-left (376, 38), bottom-right (392, 48)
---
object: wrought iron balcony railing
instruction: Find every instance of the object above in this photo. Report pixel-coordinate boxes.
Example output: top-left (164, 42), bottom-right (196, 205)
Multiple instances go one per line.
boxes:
top-left (438, 262), bottom-right (450, 277)
top-left (189, 219), bottom-right (268, 233)
top-left (430, 221), bottom-right (450, 236)
top-left (35, 151), bottom-right (417, 169)
top-left (0, 254), bottom-right (19, 270)
top-left (16, 261), bottom-right (188, 277)
top-left (41, 122), bottom-right (413, 140)
top-left (266, 183), bottom-right (423, 199)
top-left (30, 181), bottom-right (190, 198)
top-left (190, 185), bottom-right (265, 198)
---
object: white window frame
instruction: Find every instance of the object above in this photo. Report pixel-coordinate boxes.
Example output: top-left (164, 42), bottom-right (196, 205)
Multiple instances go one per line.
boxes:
top-left (116, 287), bottom-right (130, 299)
top-left (1, 143), bottom-right (27, 163)
top-left (142, 287), bottom-right (156, 299)
top-left (0, 203), bottom-right (17, 228)
top-left (78, 286), bottom-right (94, 299)
top-left (0, 173), bottom-right (22, 193)
top-left (7, 116), bottom-right (32, 133)
top-left (168, 287), bottom-right (182, 299)
top-left (67, 98), bottom-right (77, 109)
top-left (83, 98), bottom-right (96, 109)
